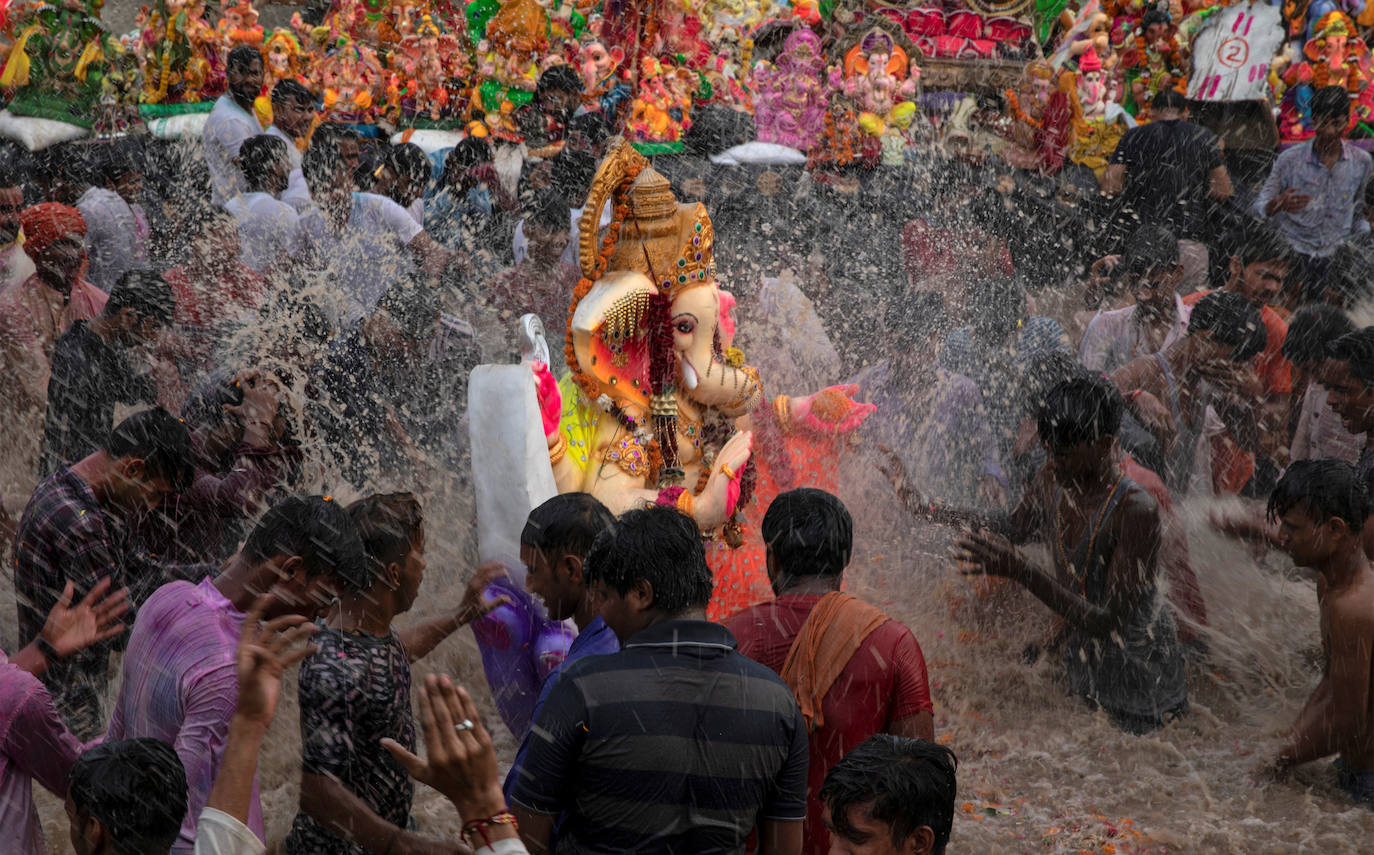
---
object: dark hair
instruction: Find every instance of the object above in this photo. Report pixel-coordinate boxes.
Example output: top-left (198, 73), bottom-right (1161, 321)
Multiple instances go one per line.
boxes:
top-left (227, 44), bottom-right (264, 73)
top-left (312, 121), bottom-right (359, 150)
top-left (1267, 458), bottom-right (1370, 533)
top-left (105, 268), bottom-right (175, 325)
top-left (583, 506), bottom-right (713, 614)
top-left (1327, 242), bottom-right (1374, 307)
top-left (1328, 326), bottom-right (1374, 388)
top-left (761, 488), bottom-right (853, 578)
top-left (239, 134), bottom-right (290, 191)
top-left (1187, 290), bottom-right (1267, 362)
top-left (527, 189), bottom-right (570, 233)
top-left (301, 141), bottom-right (341, 194)
top-left (885, 290), bottom-right (947, 336)
top-left (550, 148), bottom-right (597, 208)
top-left (441, 137), bottom-right (493, 185)
top-left (347, 492), bottom-right (424, 587)
top-left (1152, 87), bottom-right (1187, 114)
top-left (242, 495), bottom-right (369, 590)
top-left (520, 492), bottom-right (615, 559)
top-left (39, 142), bottom-right (94, 190)
top-left (820, 736), bottom-right (958, 854)
top-left (968, 276), bottom-right (1026, 340)
top-left (567, 111), bottom-right (612, 148)
top-left (1223, 222), bottom-right (1291, 268)
top-left (1282, 304), bottom-right (1354, 367)
top-left (0, 160), bottom-right (22, 190)
top-left (1037, 375), bottom-right (1124, 451)
top-left (1124, 223), bottom-right (1179, 273)
top-left (90, 137), bottom-right (145, 187)
top-left (68, 739), bottom-right (187, 855)
top-left (383, 142), bottom-right (430, 188)
top-left (271, 78), bottom-right (313, 107)
top-left (1141, 8), bottom-right (1172, 29)
top-left (180, 370), bottom-right (243, 432)
top-left (1312, 85), bottom-right (1352, 123)
top-left (105, 407), bottom-right (196, 492)
top-left (1021, 349), bottom-right (1091, 414)
top-left (536, 64), bottom-right (584, 100)
top-left (376, 281), bottom-right (438, 341)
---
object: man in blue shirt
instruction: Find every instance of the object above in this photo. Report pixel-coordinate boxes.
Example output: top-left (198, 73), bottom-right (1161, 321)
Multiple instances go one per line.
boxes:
top-left (510, 506), bottom-right (808, 855)
top-left (503, 493), bottom-right (619, 802)
top-left (1256, 85), bottom-right (1372, 297)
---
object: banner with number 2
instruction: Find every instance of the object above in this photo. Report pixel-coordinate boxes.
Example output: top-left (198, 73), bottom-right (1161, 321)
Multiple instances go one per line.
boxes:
top-left (1188, 2), bottom-right (1285, 102)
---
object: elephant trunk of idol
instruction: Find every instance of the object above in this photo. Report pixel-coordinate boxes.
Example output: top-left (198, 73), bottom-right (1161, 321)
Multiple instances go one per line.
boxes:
top-left (679, 350), bottom-right (762, 417)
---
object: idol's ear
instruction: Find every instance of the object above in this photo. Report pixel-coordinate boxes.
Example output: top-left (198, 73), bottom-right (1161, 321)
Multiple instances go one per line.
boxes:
top-left (571, 271), bottom-right (658, 410)
top-left (578, 138), bottom-right (650, 278)
top-left (610, 45), bottom-right (625, 65)
top-left (888, 45), bottom-right (909, 78)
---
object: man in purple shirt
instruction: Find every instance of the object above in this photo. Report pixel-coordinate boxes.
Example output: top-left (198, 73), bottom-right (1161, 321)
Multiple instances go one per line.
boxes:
top-left (104, 494), bottom-right (369, 855)
top-left (13, 407), bottom-right (197, 738)
top-left (2, 577), bottom-right (130, 855)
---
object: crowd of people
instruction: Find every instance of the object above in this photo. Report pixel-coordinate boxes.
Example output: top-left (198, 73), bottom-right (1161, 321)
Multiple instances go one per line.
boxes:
top-left (0, 38), bottom-right (1372, 855)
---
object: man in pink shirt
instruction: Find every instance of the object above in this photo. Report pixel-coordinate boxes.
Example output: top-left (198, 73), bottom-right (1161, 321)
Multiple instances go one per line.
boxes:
top-left (1, 577), bottom-right (130, 855)
top-left (104, 495), bottom-right (369, 855)
top-left (0, 203), bottom-right (108, 502)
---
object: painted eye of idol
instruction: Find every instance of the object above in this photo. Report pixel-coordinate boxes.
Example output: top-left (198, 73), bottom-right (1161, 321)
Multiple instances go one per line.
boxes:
top-left (674, 317), bottom-right (696, 335)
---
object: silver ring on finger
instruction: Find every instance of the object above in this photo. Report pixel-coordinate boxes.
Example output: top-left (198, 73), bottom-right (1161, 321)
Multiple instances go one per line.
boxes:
top-left (454, 719), bottom-right (475, 733)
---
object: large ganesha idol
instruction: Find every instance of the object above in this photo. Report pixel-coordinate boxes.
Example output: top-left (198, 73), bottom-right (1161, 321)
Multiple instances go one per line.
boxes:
top-left (536, 140), bottom-right (873, 618)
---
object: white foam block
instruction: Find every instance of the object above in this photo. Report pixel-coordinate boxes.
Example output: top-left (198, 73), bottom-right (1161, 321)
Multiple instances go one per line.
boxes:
top-left (467, 363), bottom-right (558, 564)
top-left (146, 112), bottom-right (211, 140)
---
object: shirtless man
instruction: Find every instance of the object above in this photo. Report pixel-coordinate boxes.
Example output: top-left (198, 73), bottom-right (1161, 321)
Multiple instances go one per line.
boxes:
top-left (1109, 290), bottom-right (1266, 495)
top-left (896, 376), bottom-right (1188, 733)
top-left (1260, 458), bottom-right (1374, 805)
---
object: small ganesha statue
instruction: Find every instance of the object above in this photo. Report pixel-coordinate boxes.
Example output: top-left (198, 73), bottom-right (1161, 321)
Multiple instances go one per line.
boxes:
top-left (753, 28), bottom-right (829, 151)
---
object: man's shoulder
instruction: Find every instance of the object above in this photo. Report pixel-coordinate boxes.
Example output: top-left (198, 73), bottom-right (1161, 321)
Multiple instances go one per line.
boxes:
top-left (1274, 142), bottom-right (1313, 167)
top-left (19, 473), bottom-right (102, 534)
top-left (723, 600), bottom-right (797, 652)
top-left (1326, 570), bottom-right (1374, 628)
top-left (1117, 480), bottom-right (1163, 526)
top-left (139, 579), bottom-right (210, 616)
top-left (130, 580), bottom-right (237, 651)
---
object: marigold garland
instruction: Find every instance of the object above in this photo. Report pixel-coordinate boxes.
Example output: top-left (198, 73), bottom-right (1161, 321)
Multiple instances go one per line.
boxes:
top-left (1004, 89), bottom-right (1041, 129)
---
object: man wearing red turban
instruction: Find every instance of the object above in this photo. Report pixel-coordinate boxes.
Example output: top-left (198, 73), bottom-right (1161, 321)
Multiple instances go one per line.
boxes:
top-left (0, 203), bottom-right (108, 500)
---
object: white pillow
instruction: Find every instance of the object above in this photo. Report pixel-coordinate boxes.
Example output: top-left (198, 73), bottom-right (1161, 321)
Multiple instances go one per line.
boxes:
top-left (145, 112), bottom-right (212, 140)
top-left (709, 141), bottom-right (808, 166)
top-left (391, 128), bottom-right (466, 154)
top-left (0, 110), bottom-right (89, 150)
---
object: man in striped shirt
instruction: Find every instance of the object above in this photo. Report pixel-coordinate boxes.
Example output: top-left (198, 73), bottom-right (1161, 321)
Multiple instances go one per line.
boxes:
top-left (510, 506), bottom-right (808, 855)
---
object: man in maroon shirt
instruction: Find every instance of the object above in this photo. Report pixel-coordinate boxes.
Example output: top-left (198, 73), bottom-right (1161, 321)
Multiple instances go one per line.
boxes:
top-left (725, 488), bottom-right (934, 855)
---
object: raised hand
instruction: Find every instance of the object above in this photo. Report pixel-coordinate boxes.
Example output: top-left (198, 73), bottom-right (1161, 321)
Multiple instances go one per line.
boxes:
top-left (456, 562), bottom-right (513, 626)
top-left (953, 529), bottom-right (1030, 583)
top-left (790, 385), bottom-right (876, 436)
top-left (42, 577), bottom-right (130, 659)
top-left (234, 595), bottom-right (319, 728)
top-left (382, 675), bottom-right (507, 821)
